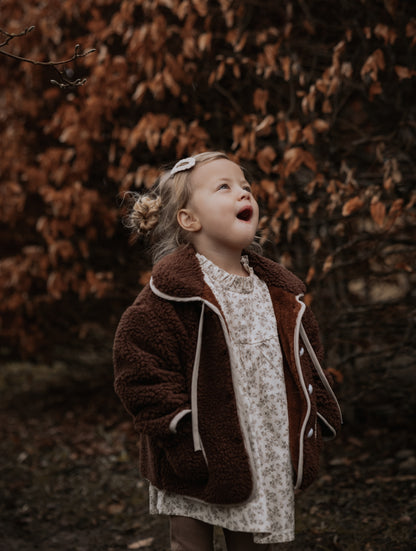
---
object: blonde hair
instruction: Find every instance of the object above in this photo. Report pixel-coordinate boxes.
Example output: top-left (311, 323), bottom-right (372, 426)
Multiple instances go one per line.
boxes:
top-left (126, 151), bottom-right (260, 264)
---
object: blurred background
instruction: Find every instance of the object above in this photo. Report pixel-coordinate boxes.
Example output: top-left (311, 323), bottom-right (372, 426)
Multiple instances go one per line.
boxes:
top-left (0, 1), bottom-right (415, 549)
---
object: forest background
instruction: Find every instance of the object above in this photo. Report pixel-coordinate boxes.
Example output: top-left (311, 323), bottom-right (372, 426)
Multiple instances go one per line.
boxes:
top-left (0, 0), bottom-right (415, 550)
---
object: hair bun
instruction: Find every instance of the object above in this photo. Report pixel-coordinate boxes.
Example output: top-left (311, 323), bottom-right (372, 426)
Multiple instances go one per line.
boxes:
top-left (129, 194), bottom-right (162, 235)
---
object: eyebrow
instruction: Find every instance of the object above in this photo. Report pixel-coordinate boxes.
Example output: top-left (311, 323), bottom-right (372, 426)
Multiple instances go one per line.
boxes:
top-left (216, 177), bottom-right (249, 185)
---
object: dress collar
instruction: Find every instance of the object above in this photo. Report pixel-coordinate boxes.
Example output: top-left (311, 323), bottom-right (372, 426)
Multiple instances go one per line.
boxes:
top-left (196, 253), bottom-right (254, 294)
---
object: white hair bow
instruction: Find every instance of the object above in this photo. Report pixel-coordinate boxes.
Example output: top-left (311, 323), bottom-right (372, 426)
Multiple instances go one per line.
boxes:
top-left (170, 157), bottom-right (196, 176)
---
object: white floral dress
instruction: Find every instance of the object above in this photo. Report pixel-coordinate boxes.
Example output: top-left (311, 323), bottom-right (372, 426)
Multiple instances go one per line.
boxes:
top-left (149, 255), bottom-right (295, 544)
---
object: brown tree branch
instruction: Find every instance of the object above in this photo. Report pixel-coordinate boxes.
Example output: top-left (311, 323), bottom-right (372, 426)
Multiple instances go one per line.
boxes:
top-left (0, 26), bottom-right (96, 89)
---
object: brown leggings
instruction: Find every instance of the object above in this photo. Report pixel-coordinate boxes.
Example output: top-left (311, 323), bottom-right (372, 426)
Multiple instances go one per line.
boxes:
top-left (170, 516), bottom-right (275, 551)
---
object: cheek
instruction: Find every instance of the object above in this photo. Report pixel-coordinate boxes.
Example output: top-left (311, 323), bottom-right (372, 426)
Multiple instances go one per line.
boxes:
top-left (253, 202), bottom-right (260, 223)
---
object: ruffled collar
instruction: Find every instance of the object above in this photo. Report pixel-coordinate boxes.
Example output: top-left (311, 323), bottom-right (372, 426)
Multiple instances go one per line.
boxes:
top-left (196, 253), bottom-right (254, 294)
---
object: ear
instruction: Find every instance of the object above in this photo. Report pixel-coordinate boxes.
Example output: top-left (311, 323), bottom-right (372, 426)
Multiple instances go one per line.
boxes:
top-left (177, 208), bottom-right (201, 232)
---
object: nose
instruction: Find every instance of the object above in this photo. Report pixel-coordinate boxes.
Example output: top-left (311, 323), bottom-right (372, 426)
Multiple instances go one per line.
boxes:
top-left (239, 188), bottom-right (250, 200)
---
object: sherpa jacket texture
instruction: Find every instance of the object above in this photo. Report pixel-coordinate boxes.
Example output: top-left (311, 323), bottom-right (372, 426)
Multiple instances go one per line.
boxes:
top-left (113, 245), bottom-right (342, 505)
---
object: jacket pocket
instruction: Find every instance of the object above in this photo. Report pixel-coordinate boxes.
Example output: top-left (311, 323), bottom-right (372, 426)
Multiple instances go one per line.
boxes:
top-left (162, 416), bottom-right (209, 482)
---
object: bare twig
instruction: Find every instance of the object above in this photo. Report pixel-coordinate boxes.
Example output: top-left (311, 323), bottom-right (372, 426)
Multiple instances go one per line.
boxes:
top-left (0, 25), bottom-right (35, 48)
top-left (0, 26), bottom-right (96, 89)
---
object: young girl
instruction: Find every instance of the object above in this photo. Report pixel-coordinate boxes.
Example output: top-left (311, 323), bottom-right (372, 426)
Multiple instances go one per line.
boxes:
top-left (113, 151), bottom-right (342, 550)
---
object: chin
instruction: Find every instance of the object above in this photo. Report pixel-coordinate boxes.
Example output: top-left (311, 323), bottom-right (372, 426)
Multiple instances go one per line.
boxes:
top-left (239, 237), bottom-right (257, 251)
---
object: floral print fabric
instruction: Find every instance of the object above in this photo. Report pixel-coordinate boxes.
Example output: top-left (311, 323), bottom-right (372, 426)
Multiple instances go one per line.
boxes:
top-left (149, 255), bottom-right (295, 543)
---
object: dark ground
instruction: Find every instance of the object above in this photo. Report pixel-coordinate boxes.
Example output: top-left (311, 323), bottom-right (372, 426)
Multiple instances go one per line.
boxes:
top-left (0, 362), bottom-right (415, 551)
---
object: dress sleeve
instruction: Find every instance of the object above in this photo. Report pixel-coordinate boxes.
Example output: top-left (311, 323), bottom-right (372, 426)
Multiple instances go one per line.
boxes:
top-left (113, 293), bottom-right (191, 439)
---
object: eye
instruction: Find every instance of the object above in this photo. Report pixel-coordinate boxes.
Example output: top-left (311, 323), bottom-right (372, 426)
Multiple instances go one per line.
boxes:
top-left (241, 181), bottom-right (252, 193)
top-left (217, 182), bottom-right (230, 190)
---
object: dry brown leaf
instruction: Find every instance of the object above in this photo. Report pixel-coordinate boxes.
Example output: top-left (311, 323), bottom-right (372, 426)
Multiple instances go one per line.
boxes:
top-left (302, 124), bottom-right (315, 145)
top-left (233, 63), bottom-right (241, 79)
top-left (280, 56), bottom-right (291, 81)
top-left (193, 0), bottom-right (208, 17)
top-left (198, 32), bottom-right (212, 52)
top-left (369, 81), bottom-right (382, 101)
top-left (283, 148), bottom-right (303, 176)
top-left (139, 271), bottom-right (152, 287)
top-left (47, 272), bottom-right (66, 300)
top-left (315, 78), bottom-right (328, 95)
top-left (161, 126), bottom-right (178, 149)
top-left (270, 214), bottom-right (281, 239)
top-left (342, 196), bottom-right (364, 216)
top-left (287, 215), bottom-right (300, 241)
top-left (133, 82), bottom-right (147, 103)
top-left (322, 98), bottom-right (332, 113)
top-left (234, 32), bottom-right (248, 53)
top-left (312, 237), bottom-right (321, 253)
top-left (276, 120), bottom-right (286, 141)
top-left (148, 73), bottom-right (166, 101)
top-left (107, 502), bottom-right (125, 515)
top-left (264, 43), bottom-right (280, 68)
top-left (183, 35), bottom-right (197, 59)
top-left (323, 255), bottom-right (334, 273)
top-left (327, 75), bottom-right (340, 96)
top-left (388, 198), bottom-right (404, 217)
top-left (394, 66), bottom-right (416, 80)
top-left (406, 191), bottom-right (416, 210)
top-left (406, 18), bottom-right (416, 45)
top-left (374, 23), bottom-right (397, 44)
top-left (216, 61), bottom-right (226, 81)
top-left (370, 198), bottom-right (386, 228)
top-left (308, 199), bottom-right (320, 217)
top-left (361, 49), bottom-right (385, 81)
top-left (383, 176), bottom-right (394, 192)
top-left (163, 68), bottom-right (181, 96)
top-left (48, 240), bottom-right (75, 265)
top-left (256, 146), bottom-right (276, 173)
top-left (275, 198), bottom-right (292, 220)
top-left (313, 119), bottom-right (330, 133)
top-left (253, 89), bottom-right (269, 114)
top-left (260, 179), bottom-right (276, 195)
top-left (283, 148), bottom-right (317, 177)
top-left (306, 266), bottom-right (315, 284)
top-left (341, 62), bottom-right (353, 78)
top-left (327, 367), bottom-right (344, 383)
top-left (255, 115), bottom-right (275, 136)
top-left (231, 124), bottom-right (245, 150)
top-left (363, 26), bottom-right (372, 39)
top-left (286, 120), bottom-right (301, 145)
top-left (128, 537), bottom-right (154, 549)
top-left (303, 19), bottom-right (315, 35)
top-left (302, 150), bottom-right (318, 172)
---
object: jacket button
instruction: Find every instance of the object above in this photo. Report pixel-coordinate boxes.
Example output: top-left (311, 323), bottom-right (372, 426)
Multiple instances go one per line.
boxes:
top-left (308, 384), bottom-right (313, 395)
top-left (299, 346), bottom-right (305, 356)
top-left (307, 428), bottom-right (314, 438)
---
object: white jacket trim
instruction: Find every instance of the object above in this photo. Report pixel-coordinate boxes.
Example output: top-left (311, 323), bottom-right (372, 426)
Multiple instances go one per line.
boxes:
top-left (299, 322), bottom-right (343, 425)
top-left (169, 409), bottom-right (192, 434)
top-left (293, 295), bottom-right (310, 489)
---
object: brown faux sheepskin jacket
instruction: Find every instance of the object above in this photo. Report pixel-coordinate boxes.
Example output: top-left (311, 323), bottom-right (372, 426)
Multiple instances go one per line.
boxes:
top-left (113, 244), bottom-right (342, 506)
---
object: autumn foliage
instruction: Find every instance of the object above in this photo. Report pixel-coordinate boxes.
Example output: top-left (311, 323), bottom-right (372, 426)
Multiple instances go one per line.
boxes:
top-left (0, 0), bottom-right (415, 405)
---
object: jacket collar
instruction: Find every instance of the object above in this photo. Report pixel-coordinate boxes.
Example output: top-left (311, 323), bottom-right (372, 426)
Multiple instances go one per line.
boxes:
top-left (151, 244), bottom-right (306, 299)
top-left (245, 250), bottom-right (306, 294)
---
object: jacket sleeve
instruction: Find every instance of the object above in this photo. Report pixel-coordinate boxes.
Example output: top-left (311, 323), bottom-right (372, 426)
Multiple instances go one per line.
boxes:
top-left (113, 291), bottom-right (191, 439)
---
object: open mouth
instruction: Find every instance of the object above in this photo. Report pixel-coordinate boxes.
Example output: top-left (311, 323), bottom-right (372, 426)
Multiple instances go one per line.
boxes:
top-left (236, 206), bottom-right (253, 221)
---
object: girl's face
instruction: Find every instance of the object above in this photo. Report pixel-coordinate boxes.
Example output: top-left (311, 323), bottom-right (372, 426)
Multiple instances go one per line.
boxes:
top-left (178, 158), bottom-right (259, 258)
